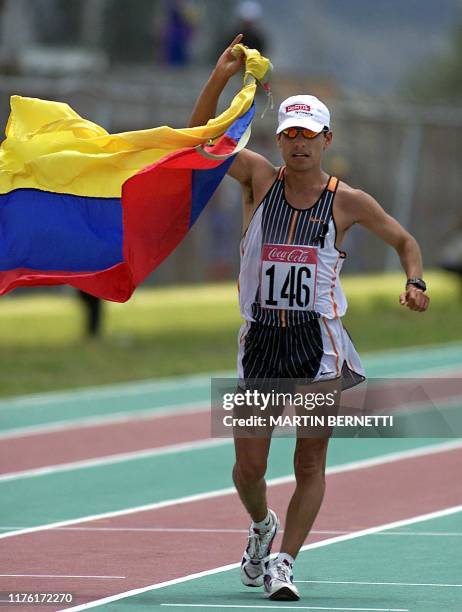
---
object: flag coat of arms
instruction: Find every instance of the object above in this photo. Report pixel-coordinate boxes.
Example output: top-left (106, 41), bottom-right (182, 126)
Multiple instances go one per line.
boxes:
top-left (0, 46), bottom-right (271, 301)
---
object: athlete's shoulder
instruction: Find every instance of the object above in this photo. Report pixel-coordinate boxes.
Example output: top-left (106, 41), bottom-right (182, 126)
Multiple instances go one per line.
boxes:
top-left (336, 181), bottom-right (379, 209)
top-left (334, 181), bottom-right (384, 230)
top-left (336, 180), bottom-right (373, 202)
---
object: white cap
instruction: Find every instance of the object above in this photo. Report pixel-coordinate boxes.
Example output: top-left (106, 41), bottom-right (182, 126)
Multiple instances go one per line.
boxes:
top-left (276, 95), bottom-right (330, 134)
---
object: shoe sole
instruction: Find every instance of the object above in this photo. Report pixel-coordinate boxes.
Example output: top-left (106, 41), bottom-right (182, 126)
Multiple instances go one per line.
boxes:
top-left (267, 586), bottom-right (300, 601)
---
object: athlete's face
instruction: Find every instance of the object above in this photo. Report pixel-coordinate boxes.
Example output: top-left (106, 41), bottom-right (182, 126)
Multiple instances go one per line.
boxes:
top-left (276, 127), bottom-right (332, 170)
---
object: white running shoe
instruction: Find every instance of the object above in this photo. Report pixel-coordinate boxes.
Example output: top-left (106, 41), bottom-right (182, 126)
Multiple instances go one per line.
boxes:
top-left (240, 509), bottom-right (279, 587)
top-left (264, 558), bottom-right (300, 601)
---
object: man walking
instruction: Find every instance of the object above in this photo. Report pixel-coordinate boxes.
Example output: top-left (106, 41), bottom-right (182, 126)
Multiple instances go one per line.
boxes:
top-left (189, 35), bottom-right (429, 601)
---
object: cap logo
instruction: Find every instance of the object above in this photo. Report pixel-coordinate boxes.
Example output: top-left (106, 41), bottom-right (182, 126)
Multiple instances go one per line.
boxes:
top-left (286, 104), bottom-right (311, 113)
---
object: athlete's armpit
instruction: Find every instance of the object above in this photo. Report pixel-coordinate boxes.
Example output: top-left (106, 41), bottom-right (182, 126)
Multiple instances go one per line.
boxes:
top-left (228, 149), bottom-right (277, 198)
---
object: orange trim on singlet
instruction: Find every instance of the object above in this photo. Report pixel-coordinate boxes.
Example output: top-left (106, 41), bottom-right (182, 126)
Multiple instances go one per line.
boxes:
top-left (287, 210), bottom-right (299, 244)
top-left (328, 178), bottom-right (341, 318)
top-left (239, 321), bottom-right (250, 345)
top-left (329, 256), bottom-right (341, 319)
top-left (327, 176), bottom-right (339, 192)
top-left (238, 243), bottom-right (244, 294)
top-left (278, 166), bottom-right (286, 180)
top-left (322, 318), bottom-right (340, 377)
top-left (279, 209), bottom-right (299, 328)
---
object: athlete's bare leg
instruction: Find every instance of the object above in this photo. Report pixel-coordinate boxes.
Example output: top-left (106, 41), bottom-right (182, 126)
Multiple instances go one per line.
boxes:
top-left (233, 436), bottom-right (272, 522)
top-left (279, 437), bottom-right (329, 558)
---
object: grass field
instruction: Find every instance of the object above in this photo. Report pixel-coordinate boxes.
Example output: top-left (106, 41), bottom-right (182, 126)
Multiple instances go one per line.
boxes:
top-left (0, 270), bottom-right (461, 397)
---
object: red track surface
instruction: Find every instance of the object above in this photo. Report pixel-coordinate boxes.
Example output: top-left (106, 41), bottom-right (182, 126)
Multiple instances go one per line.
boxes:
top-left (0, 409), bottom-right (210, 474)
top-left (1, 446), bottom-right (461, 610)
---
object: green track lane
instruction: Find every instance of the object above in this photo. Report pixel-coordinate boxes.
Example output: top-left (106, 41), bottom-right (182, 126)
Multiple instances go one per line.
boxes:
top-left (0, 378), bottom-right (212, 432)
top-left (98, 510), bottom-right (462, 611)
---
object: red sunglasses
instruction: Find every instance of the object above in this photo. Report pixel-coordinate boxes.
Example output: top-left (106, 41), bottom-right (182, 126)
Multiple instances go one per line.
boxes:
top-left (281, 126), bottom-right (328, 139)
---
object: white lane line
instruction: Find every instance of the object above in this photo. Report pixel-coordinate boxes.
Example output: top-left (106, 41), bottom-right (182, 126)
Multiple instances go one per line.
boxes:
top-left (58, 504), bottom-right (462, 611)
top-left (160, 605), bottom-right (408, 611)
top-left (3, 384), bottom-right (461, 442)
top-left (297, 580), bottom-right (462, 588)
top-left (2, 383), bottom-right (461, 443)
top-left (1, 438), bottom-right (460, 543)
top-left (0, 574), bottom-right (124, 579)
top-left (0, 526), bottom-right (461, 538)
top-left (2, 365), bottom-right (461, 440)
top-left (0, 372), bottom-right (230, 409)
top-left (2, 439), bottom-right (462, 539)
top-left (2, 365), bottom-right (462, 441)
top-left (0, 401), bottom-right (208, 440)
top-left (0, 526), bottom-right (250, 534)
top-left (3, 418), bottom-right (462, 486)
top-left (394, 364), bottom-right (462, 378)
top-left (0, 438), bottom-right (230, 482)
top-left (377, 530), bottom-right (462, 537)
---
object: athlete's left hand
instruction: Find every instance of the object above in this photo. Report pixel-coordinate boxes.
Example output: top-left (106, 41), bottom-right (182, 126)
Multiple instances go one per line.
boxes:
top-left (214, 34), bottom-right (245, 82)
top-left (399, 286), bottom-right (430, 312)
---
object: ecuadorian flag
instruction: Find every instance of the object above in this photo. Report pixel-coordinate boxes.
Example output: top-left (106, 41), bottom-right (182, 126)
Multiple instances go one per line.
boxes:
top-left (0, 45), bottom-right (271, 301)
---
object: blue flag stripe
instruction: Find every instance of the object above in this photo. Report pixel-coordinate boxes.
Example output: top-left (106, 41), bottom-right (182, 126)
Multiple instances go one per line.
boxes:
top-left (0, 188), bottom-right (123, 271)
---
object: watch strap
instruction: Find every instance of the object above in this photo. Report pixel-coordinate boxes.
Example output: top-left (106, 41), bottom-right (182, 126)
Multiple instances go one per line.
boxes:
top-left (406, 278), bottom-right (427, 291)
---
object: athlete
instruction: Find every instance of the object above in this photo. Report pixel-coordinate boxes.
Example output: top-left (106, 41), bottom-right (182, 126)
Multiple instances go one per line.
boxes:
top-left (189, 35), bottom-right (430, 601)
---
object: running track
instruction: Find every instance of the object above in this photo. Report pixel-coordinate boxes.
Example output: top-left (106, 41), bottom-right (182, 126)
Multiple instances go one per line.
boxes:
top-left (1, 342), bottom-right (462, 611)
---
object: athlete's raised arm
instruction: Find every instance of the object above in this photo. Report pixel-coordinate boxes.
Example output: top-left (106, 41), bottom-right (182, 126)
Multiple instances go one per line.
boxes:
top-left (188, 35), bottom-right (275, 195)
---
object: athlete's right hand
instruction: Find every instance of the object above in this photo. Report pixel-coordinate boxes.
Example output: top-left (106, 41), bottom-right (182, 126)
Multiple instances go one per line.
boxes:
top-left (213, 34), bottom-right (245, 81)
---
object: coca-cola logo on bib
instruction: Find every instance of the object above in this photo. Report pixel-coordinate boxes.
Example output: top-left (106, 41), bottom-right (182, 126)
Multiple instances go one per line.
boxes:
top-left (262, 244), bottom-right (318, 265)
top-left (267, 247), bottom-right (310, 263)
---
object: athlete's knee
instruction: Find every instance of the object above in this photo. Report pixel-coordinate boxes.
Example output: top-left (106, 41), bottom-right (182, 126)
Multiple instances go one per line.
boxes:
top-left (233, 458), bottom-right (267, 485)
top-left (293, 438), bottom-right (328, 485)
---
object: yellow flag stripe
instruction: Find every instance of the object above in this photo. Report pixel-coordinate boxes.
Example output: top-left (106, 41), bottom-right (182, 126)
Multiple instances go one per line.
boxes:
top-left (0, 46), bottom-right (271, 199)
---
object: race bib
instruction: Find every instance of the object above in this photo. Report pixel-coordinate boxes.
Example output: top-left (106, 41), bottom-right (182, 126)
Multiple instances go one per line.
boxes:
top-left (260, 244), bottom-right (318, 311)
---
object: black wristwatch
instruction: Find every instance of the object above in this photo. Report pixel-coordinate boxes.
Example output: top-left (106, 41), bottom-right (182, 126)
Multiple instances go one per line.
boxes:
top-left (406, 278), bottom-right (427, 292)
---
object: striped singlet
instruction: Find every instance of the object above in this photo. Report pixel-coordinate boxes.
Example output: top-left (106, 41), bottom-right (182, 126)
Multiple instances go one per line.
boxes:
top-left (238, 170), bottom-right (347, 327)
top-left (236, 169), bottom-right (365, 387)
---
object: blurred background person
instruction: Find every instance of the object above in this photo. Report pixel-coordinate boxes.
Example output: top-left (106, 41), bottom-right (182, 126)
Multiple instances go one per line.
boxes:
top-left (219, 1), bottom-right (267, 55)
top-left (77, 290), bottom-right (104, 339)
top-left (162, 0), bottom-right (198, 66)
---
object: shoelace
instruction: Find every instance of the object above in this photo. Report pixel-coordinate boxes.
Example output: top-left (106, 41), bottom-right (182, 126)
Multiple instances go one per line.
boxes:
top-left (259, 527), bottom-right (275, 559)
top-left (247, 521), bottom-right (274, 560)
top-left (246, 531), bottom-right (260, 559)
top-left (275, 562), bottom-right (291, 583)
